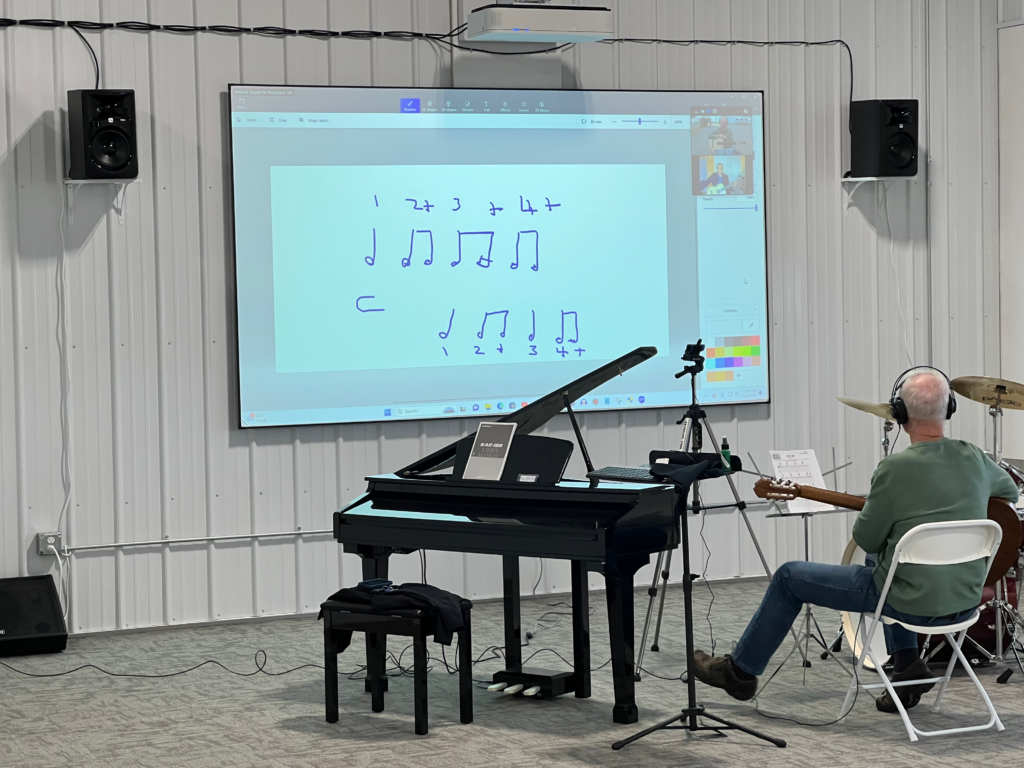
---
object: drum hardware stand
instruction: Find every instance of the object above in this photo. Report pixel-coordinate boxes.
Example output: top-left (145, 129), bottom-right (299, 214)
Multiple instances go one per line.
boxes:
top-left (635, 340), bottom-right (807, 677)
top-left (615, 341), bottom-right (786, 752)
top-left (956, 576), bottom-right (1024, 675)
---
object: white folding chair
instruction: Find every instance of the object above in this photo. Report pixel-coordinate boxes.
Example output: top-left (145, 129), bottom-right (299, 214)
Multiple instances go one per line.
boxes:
top-left (839, 519), bottom-right (1005, 742)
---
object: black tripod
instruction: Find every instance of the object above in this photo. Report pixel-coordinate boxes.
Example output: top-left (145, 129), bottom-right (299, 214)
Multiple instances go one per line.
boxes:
top-left (613, 341), bottom-right (785, 751)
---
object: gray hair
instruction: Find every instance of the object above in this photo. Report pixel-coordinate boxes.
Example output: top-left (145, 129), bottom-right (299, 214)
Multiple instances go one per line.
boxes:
top-left (899, 370), bottom-right (950, 422)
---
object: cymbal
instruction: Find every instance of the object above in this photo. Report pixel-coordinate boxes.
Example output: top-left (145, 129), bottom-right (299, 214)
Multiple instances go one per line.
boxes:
top-left (836, 397), bottom-right (895, 421)
top-left (951, 376), bottom-right (1024, 410)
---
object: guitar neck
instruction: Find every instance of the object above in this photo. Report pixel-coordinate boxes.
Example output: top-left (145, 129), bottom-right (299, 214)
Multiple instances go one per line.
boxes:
top-left (796, 485), bottom-right (866, 511)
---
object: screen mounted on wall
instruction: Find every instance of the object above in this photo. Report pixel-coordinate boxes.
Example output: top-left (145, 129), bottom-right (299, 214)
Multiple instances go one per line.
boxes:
top-left (229, 85), bottom-right (769, 427)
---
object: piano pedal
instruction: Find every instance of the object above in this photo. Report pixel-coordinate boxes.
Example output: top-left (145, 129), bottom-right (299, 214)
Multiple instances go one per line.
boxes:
top-left (503, 684), bottom-right (525, 695)
top-left (523, 686), bottom-right (542, 697)
top-left (487, 682), bottom-right (508, 692)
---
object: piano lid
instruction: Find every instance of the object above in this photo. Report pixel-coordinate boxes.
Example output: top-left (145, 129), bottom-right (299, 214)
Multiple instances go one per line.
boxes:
top-left (397, 346), bottom-right (658, 477)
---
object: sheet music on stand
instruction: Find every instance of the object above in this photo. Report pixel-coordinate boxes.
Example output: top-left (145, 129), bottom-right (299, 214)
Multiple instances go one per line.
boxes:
top-left (769, 449), bottom-right (834, 515)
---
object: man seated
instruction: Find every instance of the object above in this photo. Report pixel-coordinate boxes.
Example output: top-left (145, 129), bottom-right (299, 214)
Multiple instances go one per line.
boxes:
top-left (708, 116), bottom-right (734, 149)
top-left (693, 369), bottom-right (1019, 712)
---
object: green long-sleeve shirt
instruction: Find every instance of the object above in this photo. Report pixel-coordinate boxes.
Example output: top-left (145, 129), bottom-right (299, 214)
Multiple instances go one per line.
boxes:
top-left (852, 438), bottom-right (1019, 616)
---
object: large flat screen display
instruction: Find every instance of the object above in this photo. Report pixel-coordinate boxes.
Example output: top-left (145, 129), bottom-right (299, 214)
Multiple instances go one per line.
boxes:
top-left (230, 85), bottom-right (769, 427)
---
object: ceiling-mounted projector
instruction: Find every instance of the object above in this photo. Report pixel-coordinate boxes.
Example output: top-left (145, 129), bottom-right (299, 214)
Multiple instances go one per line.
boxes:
top-left (465, 3), bottom-right (613, 44)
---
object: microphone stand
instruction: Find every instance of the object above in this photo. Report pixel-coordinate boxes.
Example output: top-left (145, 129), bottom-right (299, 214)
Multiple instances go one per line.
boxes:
top-left (613, 341), bottom-right (785, 752)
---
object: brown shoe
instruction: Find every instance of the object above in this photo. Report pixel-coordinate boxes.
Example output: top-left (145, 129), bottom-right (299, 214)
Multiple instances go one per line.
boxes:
top-left (875, 658), bottom-right (935, 713)
top-left (692, 650), bottom-right (757, 701)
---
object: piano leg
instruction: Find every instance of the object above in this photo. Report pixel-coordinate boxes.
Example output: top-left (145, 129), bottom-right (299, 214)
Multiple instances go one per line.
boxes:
top-left (359, 548), bottom-right (391, 694)
top-left (571, 560), bottom-right (591, 698)
top-left (502, 555), bottom-right (523, 673)
top-left (606, 566), bottom-right (643, 724)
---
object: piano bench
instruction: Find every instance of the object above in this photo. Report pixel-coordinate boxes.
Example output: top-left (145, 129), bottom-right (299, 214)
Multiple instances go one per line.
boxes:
top-left (320, 598), bottom-right (473, 736)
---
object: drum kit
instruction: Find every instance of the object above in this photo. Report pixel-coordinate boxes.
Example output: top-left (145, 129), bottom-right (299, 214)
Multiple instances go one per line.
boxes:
top-left (836, 375), bottom-right (1024, 673)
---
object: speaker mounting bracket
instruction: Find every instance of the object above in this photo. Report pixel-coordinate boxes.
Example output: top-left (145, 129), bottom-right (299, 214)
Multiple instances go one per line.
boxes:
top-left (841, 176), bottom-right (914, 217)
top-left (64, 178), bottom-right (132, 226)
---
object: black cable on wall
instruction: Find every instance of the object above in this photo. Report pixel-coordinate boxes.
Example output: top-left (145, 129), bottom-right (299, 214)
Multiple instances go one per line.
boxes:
top-left (2, 16), bottom-right (855, 135)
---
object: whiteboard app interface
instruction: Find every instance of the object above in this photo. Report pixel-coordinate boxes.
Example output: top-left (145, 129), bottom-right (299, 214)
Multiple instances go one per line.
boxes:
top-left (230, 86), bottom-right (768, 427)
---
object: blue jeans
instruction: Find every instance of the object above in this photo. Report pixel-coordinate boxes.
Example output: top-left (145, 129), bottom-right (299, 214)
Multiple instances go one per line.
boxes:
top-left (730, 559), bottom-right (976, 676)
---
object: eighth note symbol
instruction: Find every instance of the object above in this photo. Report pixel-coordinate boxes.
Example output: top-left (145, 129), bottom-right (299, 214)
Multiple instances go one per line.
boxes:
top-left (477, 310), bottom-right (509, 339)
top-left (511, 230), bottom-right (539, 271)
top-left (555, 310), bottom-right (578, 344)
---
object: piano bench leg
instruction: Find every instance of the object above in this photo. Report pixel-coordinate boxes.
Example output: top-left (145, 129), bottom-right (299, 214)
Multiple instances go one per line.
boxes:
top-left (367, 632), bottom-right (387, 713)
top-left (413, 624), bottom-right (429, 735)
top-left (458, 620), bottom-right (473, 724)
top-left (324, 621), bottom-right (339, 724)
top-left (613, 703), bottom-right (639, 725)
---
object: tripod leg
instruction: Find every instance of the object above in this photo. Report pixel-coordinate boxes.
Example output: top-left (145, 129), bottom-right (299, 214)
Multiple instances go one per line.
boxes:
top-left (699, 712), bottom-right (787, 748)
top-left (611, 713), bottom-right (686, 751)
top-left (636, 551), bottom-right (665, 678)
top-left (651, 548), bottom-right (674, 652)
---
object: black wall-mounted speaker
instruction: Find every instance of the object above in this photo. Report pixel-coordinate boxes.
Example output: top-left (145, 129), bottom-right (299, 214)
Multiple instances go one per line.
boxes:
top-left (67, 89), bottom-right (139, 180)
top-left (850, 99), bottom-right (918, 178)
top-left (0, 575), bottom-right (68, 657)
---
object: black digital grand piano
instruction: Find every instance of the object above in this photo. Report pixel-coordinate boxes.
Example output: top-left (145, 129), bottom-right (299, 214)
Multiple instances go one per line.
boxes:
top-left (334, 348), bottom-right (680, 724)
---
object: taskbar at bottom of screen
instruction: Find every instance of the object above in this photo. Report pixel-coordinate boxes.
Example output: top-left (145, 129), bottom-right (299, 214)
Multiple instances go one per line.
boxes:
top-left (241, 388), bottom-right (768, 427)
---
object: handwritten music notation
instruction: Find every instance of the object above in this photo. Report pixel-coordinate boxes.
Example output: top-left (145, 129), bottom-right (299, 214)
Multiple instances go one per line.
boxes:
top-left (352, 191), bottom-right (588, 363)
top-left (419, 308), bottom-right (585, 359)
top-left (399, 195), bottom-right (562, 217)
top-left (368, 227), bottom-right (543, 271)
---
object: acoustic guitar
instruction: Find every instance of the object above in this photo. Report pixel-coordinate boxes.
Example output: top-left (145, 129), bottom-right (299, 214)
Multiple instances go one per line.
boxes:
top-left (752, 478), bottom-right (1021, 586)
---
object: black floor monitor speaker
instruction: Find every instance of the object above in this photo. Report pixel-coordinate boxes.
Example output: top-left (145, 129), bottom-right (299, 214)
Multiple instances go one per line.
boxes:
top-left (67, 89), bottom-right (138, 180)
top-left (850, 99), bottom-right (918, 178)
top-left (0, 575), bottom-right (68, 657)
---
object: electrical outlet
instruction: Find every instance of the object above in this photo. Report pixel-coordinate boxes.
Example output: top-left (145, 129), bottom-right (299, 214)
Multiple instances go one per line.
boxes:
top-left (37, 532), bottom-right (62, 556)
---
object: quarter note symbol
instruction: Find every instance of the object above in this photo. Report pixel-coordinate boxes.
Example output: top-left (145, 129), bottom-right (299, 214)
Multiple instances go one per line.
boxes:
top-left (555, 310), bottom-right (578, 344)
top-left (512, 230), bottom-right (539, 271)
top-left (477, 310), bottom-right (509, 340)
top-left (403, 229), bottom-right (433, 267)
top-left (528, 310), bottom-right (536, 342)
top-left (439, 309), bottom-right (455, 339)
top-left (364, 227), bottom-right (376, 266)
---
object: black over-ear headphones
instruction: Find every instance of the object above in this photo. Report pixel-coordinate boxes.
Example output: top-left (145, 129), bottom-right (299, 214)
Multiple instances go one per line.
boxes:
top-left (889, 366), bottom-right (956, 425)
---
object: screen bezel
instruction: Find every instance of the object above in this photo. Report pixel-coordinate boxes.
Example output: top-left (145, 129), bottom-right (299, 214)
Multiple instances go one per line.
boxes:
top-left (227, 83), bottom-right (771, 429)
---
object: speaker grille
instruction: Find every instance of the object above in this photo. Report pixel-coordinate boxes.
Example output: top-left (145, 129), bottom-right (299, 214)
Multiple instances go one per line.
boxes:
top-left (885, 132), bottom-right (916, 169)
top-left (90, 127), bottom-right (133, 171)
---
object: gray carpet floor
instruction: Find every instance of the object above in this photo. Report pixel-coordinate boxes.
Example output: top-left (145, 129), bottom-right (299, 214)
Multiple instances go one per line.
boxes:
top-left (2, 579), bottom-right (1022, 767)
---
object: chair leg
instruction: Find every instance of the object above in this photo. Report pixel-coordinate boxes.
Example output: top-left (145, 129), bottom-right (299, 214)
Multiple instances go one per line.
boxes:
top-left (458, 622), bottom-right (473, 724)
top-left (931, 632), bottom-right (961, 713)
top-left (414, 624), bottom-right (429, 735)
top-left (839, 666), bottom-right (860, 719)
top-left (868, 649), bottom-right (918, 743)
top-left (368, 632), bottom-right (386, 713)
top-left (324, 619), bottom-right (339, 724)
top-left (948, 630), bottom-right (1005, 732)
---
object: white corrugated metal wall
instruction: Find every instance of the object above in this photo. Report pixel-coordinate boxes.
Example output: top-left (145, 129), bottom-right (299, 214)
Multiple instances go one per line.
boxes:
top-left (0, 0), bottom-right (1004, 633)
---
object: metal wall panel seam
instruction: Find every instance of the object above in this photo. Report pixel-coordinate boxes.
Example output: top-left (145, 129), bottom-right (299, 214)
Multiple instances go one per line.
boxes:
top-left (192, 0), bottom-right (217, 623)
top-left (3, 1), bottom-right (30, 582)
top-left (0, 6), bottom-right (22, 579)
